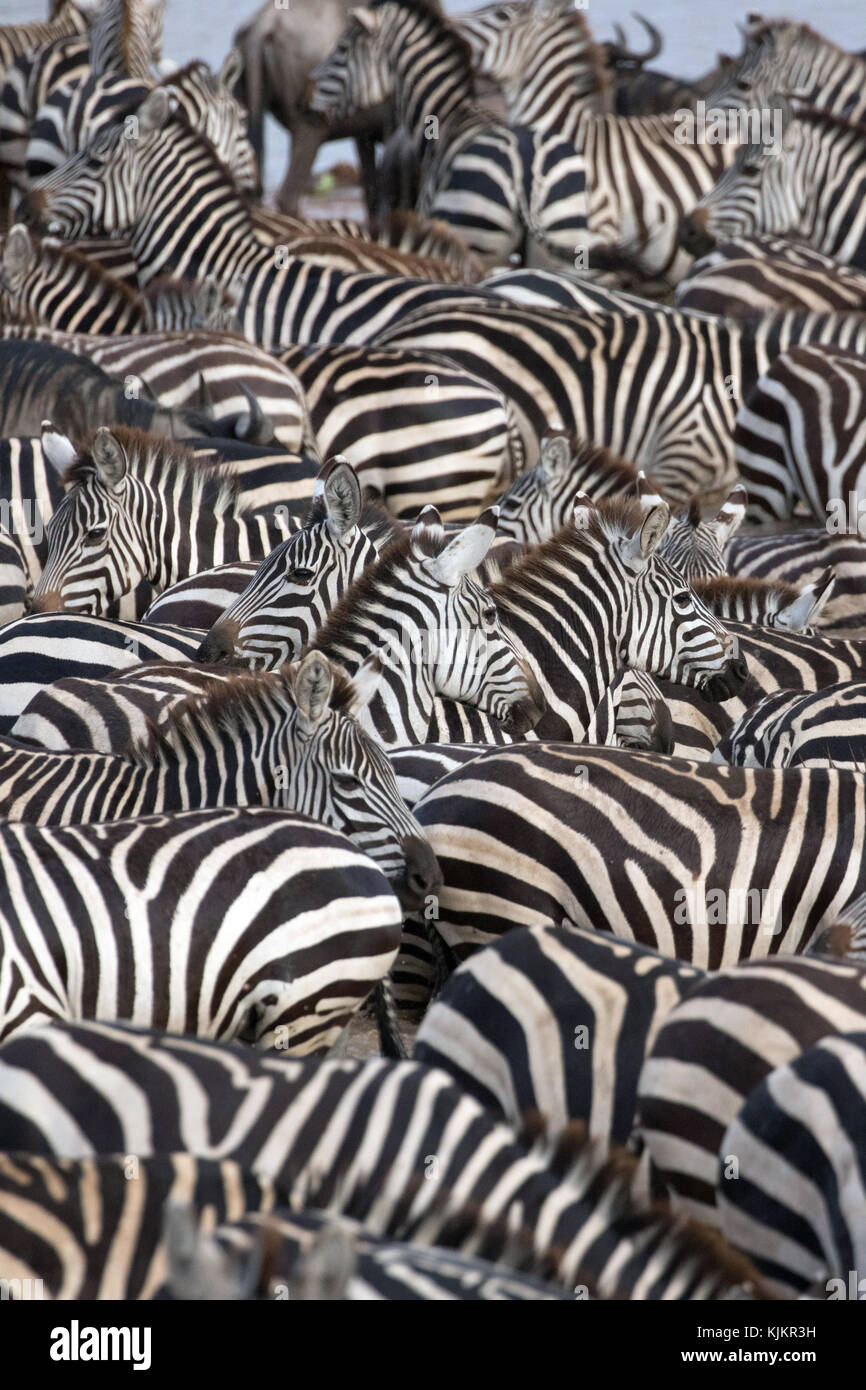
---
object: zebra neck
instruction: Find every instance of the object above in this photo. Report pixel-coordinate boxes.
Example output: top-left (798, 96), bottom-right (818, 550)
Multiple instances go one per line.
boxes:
top-left (130, 125), bottom-right (260, 286)
top-left (388, 13), bottom-right (478, 158)
top-left (315, 632), bottom-right (436, 746)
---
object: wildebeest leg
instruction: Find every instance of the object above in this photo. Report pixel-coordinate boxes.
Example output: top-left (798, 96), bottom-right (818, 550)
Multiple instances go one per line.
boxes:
top-left (276, 116), bottom-right (327, 214)
top-left (356, 135), bottom-right (378, 220)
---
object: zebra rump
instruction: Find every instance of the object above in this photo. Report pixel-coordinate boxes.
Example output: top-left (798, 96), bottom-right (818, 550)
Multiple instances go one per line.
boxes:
top-left (413, 923), bottom-right (704, 1146)
top-left (713, 681), bottom-right (866, 768)
top-left (716, 1030), bottom-right (866, 1297)
top-left (0, 806), bottom-right (404, 1053)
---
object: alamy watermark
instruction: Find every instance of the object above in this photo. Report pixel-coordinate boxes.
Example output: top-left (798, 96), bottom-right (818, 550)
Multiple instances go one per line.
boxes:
top-left (673, 101), bottom-right (783, 157)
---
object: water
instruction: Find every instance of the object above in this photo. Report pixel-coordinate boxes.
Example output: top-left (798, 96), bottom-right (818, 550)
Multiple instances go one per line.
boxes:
top-left (5, 1), bottom-right (866, 195)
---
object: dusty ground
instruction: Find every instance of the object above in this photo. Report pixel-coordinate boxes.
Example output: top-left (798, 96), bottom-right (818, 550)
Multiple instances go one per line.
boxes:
top-left (341, 1010), bottom-right (420, 1060)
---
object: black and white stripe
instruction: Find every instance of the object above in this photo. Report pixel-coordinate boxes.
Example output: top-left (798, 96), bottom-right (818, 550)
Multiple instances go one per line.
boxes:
top-left (0, 1018), bottom-right (770, 1299)
top-left (714, 681), bottom-right (866, 769)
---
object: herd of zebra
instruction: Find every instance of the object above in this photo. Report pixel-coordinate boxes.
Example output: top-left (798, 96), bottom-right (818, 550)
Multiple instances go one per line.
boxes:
top-left (0, 0), bottom-right (864, 1308)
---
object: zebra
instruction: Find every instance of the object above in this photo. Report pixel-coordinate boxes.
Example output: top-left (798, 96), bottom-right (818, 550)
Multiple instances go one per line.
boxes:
top-left (0, 3), bottom-right (92, 90)
top-left (681, 105), bottom-right (866, 271)
top-left (0, 428), bottom-right (314, 611)
top-left (726, 529), bottom-right (866, 631)
top-left (636, 953), bottom-right (866, 1228)
top-left (734, 346), bottom-right (866, 524)
top-left (0, 651), bottom-right (439, 902)
top-left (29, 426), bottom-right (295, 615)
top-left (305, 504), bottom-right (544, 746)
top-left (635, 472), bottom-right (746, 579)
top-left (455, 0), bottom-right (737, 281)
top-left (675, 235), bottom-right (866, 318)
top-left (660, 617), bottom-right (866, 760)
top-left (0, 29), bottom-right (92, 201)
top-left (0, 806), bottom-right (404, 1053)
top-left (0, 1018), bottom-right (772, 1299)
top-left (713, 682), bottom-right (866, 770)
top-left (1, 223), bottom-right (238, 335)
top-left (25, 55), bottom-right (256, 193)
top-left (372, 293), bottom-right (866, 503)
top-left (717, 1031), bottom-right (866, 1297)
top-left (309, 495), bottom-right (741, 747)
top-left (23, 89), bottom-right (507, 344)
top-left (454, 0), bottom-right (612, 134)
top-left (10, 660), bottom-right (238, 752)
top-left (277, 342), bottom-right (525, 519)
top-left (309, 0), bottom-right (590, 267)
top-left (0, 615), bottom-right (203, 735)
top-left (197, 458), bottom-right (394, 668)
top-left (0, 1152), bottom-right (572, 1300)
top-left (409, 743), bottom-right (866, 967)
top-left (141, 562), bottom-right (270, 630)
top-left (413, 922), bottom-right (704, 1146)
top-left (86, 0), bottom-right (164, 84)
top-left (0, 527), bottom-right (28, 625)
top-left (690, 572), bottom-right (836, 632)
top-left (707, 17), bottom-right (866, 128)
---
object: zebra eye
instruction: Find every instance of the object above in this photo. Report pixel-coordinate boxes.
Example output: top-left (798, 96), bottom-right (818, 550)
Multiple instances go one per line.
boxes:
top-left (483, 605), bottom-right (498, 625)
top-left (673, 591), bottom-right (692, 609)
top-left (86, 524), bottom-right (108, 541)
top-left (287, 567), bottom-right (314, 584)
top-left (333, 772), bottom-right (357, 788)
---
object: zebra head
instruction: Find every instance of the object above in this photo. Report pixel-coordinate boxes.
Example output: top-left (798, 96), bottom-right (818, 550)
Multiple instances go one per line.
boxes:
top-left (30, 426), bottom-right (236, 614)
top-left (456, 0), bottom-right (603, 105)
top-left (679, 99), bottom-right (806, 256)
top-left (308, 6), bottom-right (392, 122)
top-left (197, 458), bottom-right (388, 668)
top-left (314, 505), bottom-right (545, 743)
top-left (497, 431), bottom-right (641, 545)
top-left (572, 495), bottom-right (748, 701)
top-left (281, 651), bottom-right (440, 905)
top-left (636, 473), bottom-right (746, 580)
top-left (22, 87), bottom-right (171, 240)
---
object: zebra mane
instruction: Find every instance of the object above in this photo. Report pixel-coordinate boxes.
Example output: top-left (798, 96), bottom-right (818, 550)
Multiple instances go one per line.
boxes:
top-left (63, 427), bottom-right (241, 515)
top-left (373, 209), bottom-right (484, 276)
top-left (782, 102), bottom-right (866, 141)
top-left (744, 17), bottom-right (841, 52)
top-left (127, 662), bottom-right (359, 763)
top-left (490, 496), bottom-right (659, 598)
top-left (370, 0), bottom-right (477, 93)
top-left (692, 576), bottom-right (802, 604)
top-left (311, 525), bottom-right (453, 650)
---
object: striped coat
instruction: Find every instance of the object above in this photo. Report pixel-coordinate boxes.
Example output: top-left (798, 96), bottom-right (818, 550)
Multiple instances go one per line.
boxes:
top-left (0, 807), bottom-right (403, 1053)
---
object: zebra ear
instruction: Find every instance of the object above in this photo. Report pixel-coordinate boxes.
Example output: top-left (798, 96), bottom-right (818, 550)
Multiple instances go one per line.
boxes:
top-left (320, 457), bottom-right (362, 542)
top-left (572, 492), bottom-right (595, 532)
top-left (40, 420), bottom-right (78, 472)
top-left (91, 427), bottom-right (128, 490)
top-left (410, 505), bottom-right (445, 556)
top-left (138, 87), bottom-right (172, 136)
top-left (424, 506), bottom-right (499, 586)
top-left (348, 7), bottom-right (379, 36)
top-left (620, 502), bottom-right (670, 568)
top-left (347, 651), bottom-right (385, 717)
top-left (635, 470), bottom-right (666, 512)
top-left (775, 567), bottom-right (836, 631)
top-left (292, 650), bottom-right (335, 731)
top-left (218, 46), bottom-right (243, 92)
top-left (711, 484), bottom-right (747, 546)
top-left (539, 431), bottom-right (571, 477)
top-left (3, 224), bottom-right (35, 283)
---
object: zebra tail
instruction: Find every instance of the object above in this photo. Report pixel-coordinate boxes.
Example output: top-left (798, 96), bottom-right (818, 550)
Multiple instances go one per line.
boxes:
top-left (373, 976), bottom-right (407, 1059)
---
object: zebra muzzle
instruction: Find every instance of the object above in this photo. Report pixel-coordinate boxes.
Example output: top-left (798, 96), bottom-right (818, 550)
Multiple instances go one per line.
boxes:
top-left (700, 656), bottom-right (749, 703)
top-left (394, 836), bottom-right (442, 913)
top-left (196, 621), bottom-right (240, 664)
